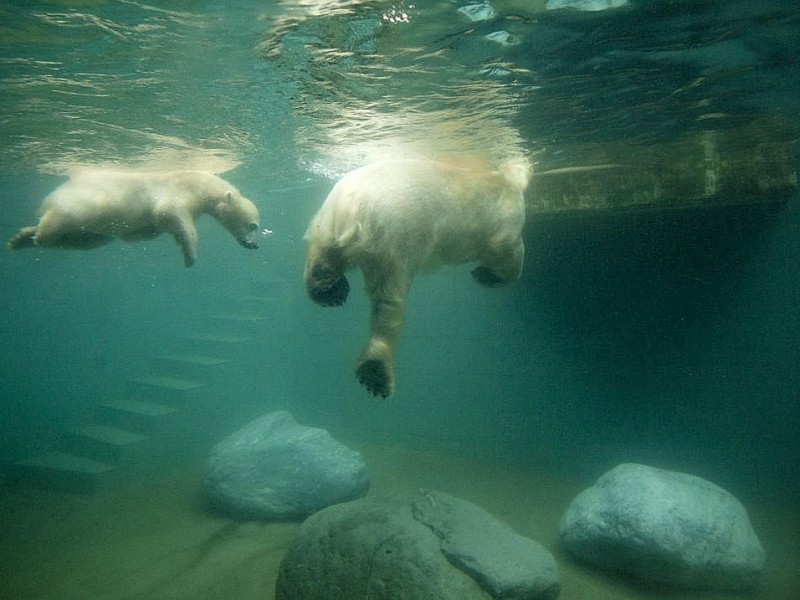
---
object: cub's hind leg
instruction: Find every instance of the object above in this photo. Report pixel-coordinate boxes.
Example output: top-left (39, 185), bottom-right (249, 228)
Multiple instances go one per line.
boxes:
top-left (33, 212), bottom-right (112, 249)
top-left (11, 211), bottom-right (113, 250)
top-left (7, 226), bottom-right (38, 249)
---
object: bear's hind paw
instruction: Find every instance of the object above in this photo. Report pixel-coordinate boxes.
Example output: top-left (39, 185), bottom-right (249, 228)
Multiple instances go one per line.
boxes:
top-left (309, 275), bottom-right (350, 307)
top-left (356, 359), bottom-right (394, 398)
top-left (7, 226), bottom-right (38, 250)
top-left (471, 265), bottom-right (505, 287)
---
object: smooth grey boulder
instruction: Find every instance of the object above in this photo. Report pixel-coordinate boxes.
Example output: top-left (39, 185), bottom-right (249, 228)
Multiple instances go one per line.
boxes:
top-left (560, 463), bottom-right (765, 591)
top-left (276, 490), bottom-right (560, 600)
top-left (204, 410), bottom-right (369, 519)
top-left (546, 0), bottom-right (628, 11)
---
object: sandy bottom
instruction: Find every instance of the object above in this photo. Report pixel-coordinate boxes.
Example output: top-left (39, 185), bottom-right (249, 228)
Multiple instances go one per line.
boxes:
top-left (1, 441), bottom-right (798, 600)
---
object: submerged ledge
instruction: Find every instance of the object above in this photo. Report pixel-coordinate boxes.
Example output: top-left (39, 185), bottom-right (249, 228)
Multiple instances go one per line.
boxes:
top-left (528, 120), bottom-right (797, 213)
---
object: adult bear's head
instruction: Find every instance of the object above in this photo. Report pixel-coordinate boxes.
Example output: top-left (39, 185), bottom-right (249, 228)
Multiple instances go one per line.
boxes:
top-left (214, 188), bottom-right (261, 250)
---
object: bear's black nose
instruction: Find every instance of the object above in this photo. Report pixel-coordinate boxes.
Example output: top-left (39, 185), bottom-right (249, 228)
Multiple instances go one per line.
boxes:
top-left (241, 239), bottom-right (259, 249)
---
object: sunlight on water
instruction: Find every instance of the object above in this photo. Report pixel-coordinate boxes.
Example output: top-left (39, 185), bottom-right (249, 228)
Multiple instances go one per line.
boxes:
top-left (257, 0), bottom-right (799, 181)
top-left (3, 0), bottom-right (795, 180)
top-left (260, 0), bottom-right (535, 177)
top-left (0, 2), bottom-right (261, 174)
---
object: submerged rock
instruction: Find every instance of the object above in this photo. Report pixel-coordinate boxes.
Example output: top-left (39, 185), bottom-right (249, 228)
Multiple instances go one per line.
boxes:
top-left (276, 489), bottom-right (560, 599)
top-left (204, 410), bottom-right (369, 519)
top-left (458, 2), bottom-right (496, 22)
top-left (560, 463), bottom-right (765, 591)
top-left (546, 0), bottom-right (628, 11)
top-left (485, 30), bottom-right (520, 46)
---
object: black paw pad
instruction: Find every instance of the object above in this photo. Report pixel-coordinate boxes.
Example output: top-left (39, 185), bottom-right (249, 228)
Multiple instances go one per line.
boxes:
top-left (309, 275), bottom-right (350, 307)
top-left (471, 265), bottom-right (505, 287)
top-left (356, 359), bottom-right (392, 398)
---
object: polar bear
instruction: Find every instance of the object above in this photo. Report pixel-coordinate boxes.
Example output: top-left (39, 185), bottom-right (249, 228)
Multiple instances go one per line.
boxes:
top-left (304, 158), bottom-right (531, 398)
top-left (7, 169), bottom-right (260, 267)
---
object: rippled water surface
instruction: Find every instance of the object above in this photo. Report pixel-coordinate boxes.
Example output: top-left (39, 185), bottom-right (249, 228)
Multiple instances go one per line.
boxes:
top-left (2, 0), bottom-right (796, 174)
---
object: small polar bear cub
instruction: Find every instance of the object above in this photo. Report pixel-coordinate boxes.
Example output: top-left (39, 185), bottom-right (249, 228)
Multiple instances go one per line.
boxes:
top-left (304, 158), bottom-right (532, 398)
top-left (7, 169), bottom-right (261, 267)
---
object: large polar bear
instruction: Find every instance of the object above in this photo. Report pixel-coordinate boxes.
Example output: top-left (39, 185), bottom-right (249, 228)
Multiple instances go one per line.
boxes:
top-left (7, 169), bottom-right (261, 267)
top-left (304, 158), bottom-right (531, 398)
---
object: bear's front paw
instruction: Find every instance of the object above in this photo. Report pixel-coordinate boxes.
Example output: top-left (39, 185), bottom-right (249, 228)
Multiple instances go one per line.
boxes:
top-left (356, 358), bottom-right (394, 398)
top-left (309, 275), bottom-right (350, 307)
top-left (471, 265), bottom-right (505, 287)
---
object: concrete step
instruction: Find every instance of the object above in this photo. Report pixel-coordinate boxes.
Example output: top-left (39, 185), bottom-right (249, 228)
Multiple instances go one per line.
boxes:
top-left (207, 313), bottom-right (268, 324)
top-left (158, 353), bottom-right (233, 367)
top-left (10, 452), bottom-right (119, 495)
top-left (243, 277), bottom-right (291, 298)
top-left (238, 295), bottom-right (283, 318)
top-left (177, 332), bottom-right (252, 355)
top-left (204, 313), bottom-right (269, 336)
top-left (62, 423), bottom-right (150, 465)
top-left (241, 294), bottom-right (281, 306)
top-left (152, 353), bottom-right (234, 379)
top-left (95, 399), bottom-right (179, 436)
top-left (128, 374), bottom-right (206, 405)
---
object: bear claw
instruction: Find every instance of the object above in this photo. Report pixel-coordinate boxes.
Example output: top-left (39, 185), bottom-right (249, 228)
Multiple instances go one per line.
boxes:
top-left (471, 265), bottom-right (505, 287)
top-left (309, 275), bottom-right (350, 307)
top-left (356, 359), bottom-right (393, 398)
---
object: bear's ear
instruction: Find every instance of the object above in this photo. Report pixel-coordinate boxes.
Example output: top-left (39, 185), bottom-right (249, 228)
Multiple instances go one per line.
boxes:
top-left (225, 191), bottom-right (233, 203)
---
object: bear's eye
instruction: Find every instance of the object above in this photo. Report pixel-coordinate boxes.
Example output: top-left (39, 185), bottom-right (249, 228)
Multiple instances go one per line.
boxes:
top-left (247, 222), bottom-right (259, 231)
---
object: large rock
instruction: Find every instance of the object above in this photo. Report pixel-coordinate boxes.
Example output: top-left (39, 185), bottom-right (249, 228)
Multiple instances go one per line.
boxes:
top-left (544, 0), bottom-right (628, 11)
top-left (204, 411), bottom-right (369, 519)
top-left (276, 490), bottom-right (560, 600)
top-left (560, 463), bottom-right (765, 591)
top-left (546, 0), bottom-right (628, 10)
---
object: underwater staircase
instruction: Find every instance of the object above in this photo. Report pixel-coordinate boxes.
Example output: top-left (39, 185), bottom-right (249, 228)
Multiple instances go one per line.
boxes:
top-left (8, 277), bottom-right (291, 495)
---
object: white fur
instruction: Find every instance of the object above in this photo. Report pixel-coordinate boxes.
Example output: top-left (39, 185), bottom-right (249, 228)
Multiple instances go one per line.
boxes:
top-left (304, 158), bottom-right (531, 397)
top-left (8, 169), bottom-right (260, 267)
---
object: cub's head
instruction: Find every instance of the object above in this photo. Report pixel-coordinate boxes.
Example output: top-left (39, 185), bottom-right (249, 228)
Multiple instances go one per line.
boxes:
top-left (215, 190), bottom-right (260, 250)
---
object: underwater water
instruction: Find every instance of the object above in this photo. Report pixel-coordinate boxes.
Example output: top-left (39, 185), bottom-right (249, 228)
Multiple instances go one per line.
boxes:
top-left (0, 0), bottom-right (798, 598)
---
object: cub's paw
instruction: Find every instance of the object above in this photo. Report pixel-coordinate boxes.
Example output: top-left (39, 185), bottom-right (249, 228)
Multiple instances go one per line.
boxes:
top-left (471, 265), bottom-right (505, 287)
top-left (309, 274), bottom-right (350, 307)
top-left (356, 358), bottom-right (394, 398)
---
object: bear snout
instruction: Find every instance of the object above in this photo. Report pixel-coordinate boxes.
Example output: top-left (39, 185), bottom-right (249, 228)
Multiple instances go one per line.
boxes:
top-left (240, 238), bottom-right (259, 249)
